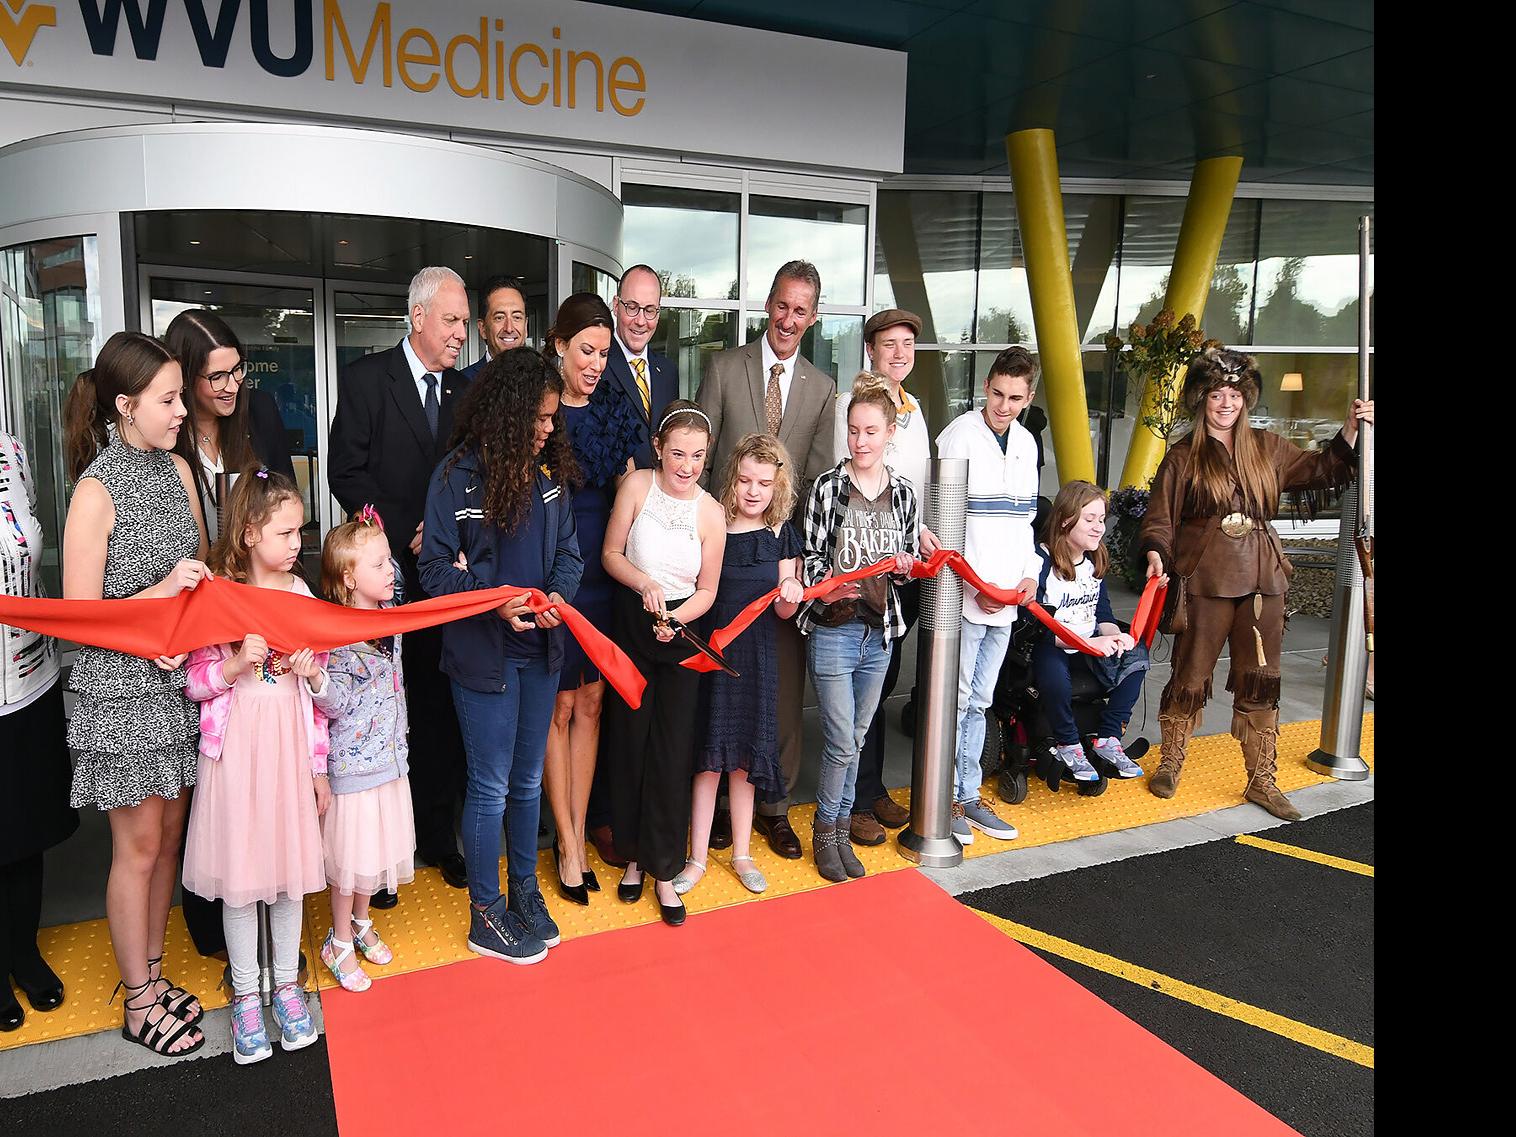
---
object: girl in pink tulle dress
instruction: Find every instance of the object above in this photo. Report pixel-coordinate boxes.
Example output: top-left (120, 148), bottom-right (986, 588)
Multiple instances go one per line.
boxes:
top-left (306, 509), bottom-right (415, 993)
top-left (182, 469), bottom-right (328, 1064)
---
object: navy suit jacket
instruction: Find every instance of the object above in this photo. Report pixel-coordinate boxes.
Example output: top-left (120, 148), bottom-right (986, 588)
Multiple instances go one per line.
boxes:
top-left (605, 342), bottom-right (679, 469)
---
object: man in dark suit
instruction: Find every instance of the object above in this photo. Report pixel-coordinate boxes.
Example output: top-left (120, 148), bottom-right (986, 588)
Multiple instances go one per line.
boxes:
top-left (606, 264), bottom-right (680, 468)
top-left (696, 260), bottom-right (838, 861)
top-left (328, 266), bottom-right (473, 896)
top-left (460, 275), bottom-right (529, 382)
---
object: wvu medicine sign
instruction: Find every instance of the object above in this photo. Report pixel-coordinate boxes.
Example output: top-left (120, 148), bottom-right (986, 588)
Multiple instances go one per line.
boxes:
top-left (0, 0), bottom-right (909, 175)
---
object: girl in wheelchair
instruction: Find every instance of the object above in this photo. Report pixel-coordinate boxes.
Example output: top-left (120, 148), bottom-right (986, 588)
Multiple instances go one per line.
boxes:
top-left (1032, 481), bottom-right (1149, 783)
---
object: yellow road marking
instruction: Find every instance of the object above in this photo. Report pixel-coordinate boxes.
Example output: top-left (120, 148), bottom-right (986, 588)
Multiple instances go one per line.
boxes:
top-left (1234, 834), bottom-right (1374, 877)
top-left (972, 908), bottom-right (1375, 1070)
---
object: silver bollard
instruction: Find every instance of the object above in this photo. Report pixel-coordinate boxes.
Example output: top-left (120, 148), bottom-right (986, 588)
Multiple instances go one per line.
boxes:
top-left (898, 457), bottom-right (968, 868)
top-left (1306, 472), bottom-right (1372, 780)
top-left (1308, 213), bottom-right (1372, 781)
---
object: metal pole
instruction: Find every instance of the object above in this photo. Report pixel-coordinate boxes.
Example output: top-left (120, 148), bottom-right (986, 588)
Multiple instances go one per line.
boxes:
top-left (256, 900), bottom-right (275, 1006)
top-left (898, 457), bottom-right (968, 867)
top-left (1307, 216), bottom-right (1372, 780)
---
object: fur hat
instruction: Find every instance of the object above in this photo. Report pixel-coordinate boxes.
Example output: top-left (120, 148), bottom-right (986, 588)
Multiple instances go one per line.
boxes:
top-left (1181, 347), bottom-right (1261, 418)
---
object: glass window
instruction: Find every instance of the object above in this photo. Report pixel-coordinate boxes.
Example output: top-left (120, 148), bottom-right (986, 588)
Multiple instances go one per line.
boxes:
top-left (333, 291), bottom-right (410, 370)
top-left (0, 236), bottom-right (99, 595)
top-left (744, 314), bottom-right (863, 386)
top-left (874, 190), bottom-right (980, 344)
top-left (1253, 201), bottom-right (1373, 348)
top-left (1116, 197), bottom-right (1260, 348)
top-left (571, 261), bottom-right (617, 307)
top-left (749, 196), bottom-right (868, 306)
top-left (623, 185), bottom-right (740, 301)
top-left (648, 308), bottom-right (737, 402)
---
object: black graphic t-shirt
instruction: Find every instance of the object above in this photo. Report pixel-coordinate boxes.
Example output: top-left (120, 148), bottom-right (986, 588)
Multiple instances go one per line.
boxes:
top-left (830, 476), bottom-right (904, 626)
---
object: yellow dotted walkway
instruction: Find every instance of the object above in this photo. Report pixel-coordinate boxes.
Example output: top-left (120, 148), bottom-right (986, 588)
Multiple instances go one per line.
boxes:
top-left (2, 715), bottom-right (1372, 1052)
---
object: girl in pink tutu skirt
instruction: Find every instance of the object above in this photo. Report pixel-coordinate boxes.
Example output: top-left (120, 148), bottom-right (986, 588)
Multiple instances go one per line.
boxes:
top-left (182, 469), bottom-right (329, 1065)
top-left (307, 508), bottom-right (415, 993)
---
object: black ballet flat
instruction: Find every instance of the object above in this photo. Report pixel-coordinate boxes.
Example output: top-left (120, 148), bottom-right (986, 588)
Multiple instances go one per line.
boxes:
top-left (657, 888), bottom-right (686, 928)
top-left (1, 988), bottom-right (23, 1032)
top-left (617, 869), bottom-right (645, 904)
top-left (553, 846), bottom-right (589, 907)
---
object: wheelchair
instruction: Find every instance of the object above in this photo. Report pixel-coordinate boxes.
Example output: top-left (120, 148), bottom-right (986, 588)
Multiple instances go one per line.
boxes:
top-left (990, 613), bottom-right (1149, 804)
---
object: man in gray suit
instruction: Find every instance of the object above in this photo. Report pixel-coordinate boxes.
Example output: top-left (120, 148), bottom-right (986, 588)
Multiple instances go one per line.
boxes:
top-left (696, 260), bottom-right (837, 860)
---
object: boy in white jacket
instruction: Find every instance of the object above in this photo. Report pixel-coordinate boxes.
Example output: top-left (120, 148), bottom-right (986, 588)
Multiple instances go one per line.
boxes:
top-left (935, 348), bottom-right (1043, 844)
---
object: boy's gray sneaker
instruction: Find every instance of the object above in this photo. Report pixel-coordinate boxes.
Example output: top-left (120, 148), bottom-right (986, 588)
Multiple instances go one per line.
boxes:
top-left (1054, 742), bottom-right (1100, 782)
top-left (1092, 736), bottom-right (1144, 779)
top-left (468, 898), bottom-right (548, 965)
top-left (963, 798), bottom-right (1018, 840)
top-left (951, 800), bottom-right (974, 846)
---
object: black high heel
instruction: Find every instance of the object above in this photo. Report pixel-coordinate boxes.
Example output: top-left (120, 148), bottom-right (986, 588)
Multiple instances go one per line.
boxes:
top-left (582, 864), bottom-right (600, 893)
top-left (553, 845), bottom-right (589, 907)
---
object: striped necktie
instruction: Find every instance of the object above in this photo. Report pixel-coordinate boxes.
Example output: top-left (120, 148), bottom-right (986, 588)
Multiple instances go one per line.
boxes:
top-left (631, 357), bottom-right (651, 416)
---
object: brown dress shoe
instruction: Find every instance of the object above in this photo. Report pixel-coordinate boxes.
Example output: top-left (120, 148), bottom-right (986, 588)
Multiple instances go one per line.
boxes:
top-left (754, 813), bottom-right (803, 859)
top-left (590, 824), bottom-right (629, 868)
top-left (848, 812), bottom-right (886, 846)
top-left (872, 794), bottom-right (910, 829)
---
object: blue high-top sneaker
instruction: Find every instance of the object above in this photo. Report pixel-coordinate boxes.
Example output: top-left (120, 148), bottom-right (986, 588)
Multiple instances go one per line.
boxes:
top-left (467, 897), bottom-right (549, 965)
top-left (507, 878), bottom-right (561, 949)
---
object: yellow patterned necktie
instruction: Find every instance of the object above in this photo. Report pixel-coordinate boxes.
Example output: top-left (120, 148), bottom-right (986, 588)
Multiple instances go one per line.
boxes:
top-left (631, 357), bottom-right (651, 416)
top-left (766, 362), bottom-right (784, 434)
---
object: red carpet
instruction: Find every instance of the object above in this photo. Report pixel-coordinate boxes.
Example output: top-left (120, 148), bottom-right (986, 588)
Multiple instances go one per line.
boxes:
top-left (322, 871), bottom-right (1298, 1136)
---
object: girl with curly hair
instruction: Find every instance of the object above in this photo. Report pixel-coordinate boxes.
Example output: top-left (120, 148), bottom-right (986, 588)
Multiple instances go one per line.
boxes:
top-left (1139, 346), bottom-right (1373, 820)
top-left (419, 348), bottom-right (584, 965)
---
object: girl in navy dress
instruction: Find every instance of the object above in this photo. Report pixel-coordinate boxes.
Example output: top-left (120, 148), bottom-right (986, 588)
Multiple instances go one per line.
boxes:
top-left (677, 434), bottom-right (804, 896)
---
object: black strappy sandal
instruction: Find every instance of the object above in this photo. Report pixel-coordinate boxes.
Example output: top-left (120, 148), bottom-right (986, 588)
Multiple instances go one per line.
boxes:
top-left (147, 955), bottom-right (203, 1024)
top-left (114, 978), bottom-right (206, 1057)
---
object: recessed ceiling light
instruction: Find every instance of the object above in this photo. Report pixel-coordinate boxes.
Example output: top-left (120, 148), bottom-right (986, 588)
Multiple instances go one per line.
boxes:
top-left (464, 254), bottom-right (474, 260)
top-left (203, 290), bottom-right (213, 296)
top-left (338, 239), bottom-right (350, 246)
top-left (189, 239), bottom-right (201, 246)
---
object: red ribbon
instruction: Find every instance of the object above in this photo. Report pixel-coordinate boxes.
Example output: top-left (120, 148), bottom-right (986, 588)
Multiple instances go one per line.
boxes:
top-left (1129, 575), bottom-right (1166, 648)
top-left (0, 576), bottom-right (647, 709)
top-left (680, 550), bottom-right (1167, 672)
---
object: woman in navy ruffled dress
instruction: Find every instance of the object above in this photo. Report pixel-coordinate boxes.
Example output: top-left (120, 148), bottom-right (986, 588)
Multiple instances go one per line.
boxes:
top-left (542, 294), bottom-right (642, 904)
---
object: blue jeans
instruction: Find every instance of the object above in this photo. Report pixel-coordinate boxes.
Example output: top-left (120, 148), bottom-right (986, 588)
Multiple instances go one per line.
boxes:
top-left (954, 619), bottom-right (1014, 804)
top-left (451, 660), bottom-right (559, 908)
top-left (1032, 640), bottom-right (1150, 745)
top-left (807, 622), bottom-right (891, 825)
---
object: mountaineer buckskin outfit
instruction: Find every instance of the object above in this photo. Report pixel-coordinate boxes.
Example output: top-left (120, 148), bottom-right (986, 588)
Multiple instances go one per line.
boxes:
top-left (1138, 367), bottom-right (1356, 821)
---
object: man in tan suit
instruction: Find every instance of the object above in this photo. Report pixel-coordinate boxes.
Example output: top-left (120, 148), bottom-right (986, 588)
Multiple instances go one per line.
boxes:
top-left (696, 260), bottom-right (837, 859)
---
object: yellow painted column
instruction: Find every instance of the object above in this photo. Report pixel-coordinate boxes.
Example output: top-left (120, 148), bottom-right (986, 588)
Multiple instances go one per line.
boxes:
top-left (1118, 155), bottom-right (1244, 488)
top-left (1005, 128), bottom-right (1095, 485)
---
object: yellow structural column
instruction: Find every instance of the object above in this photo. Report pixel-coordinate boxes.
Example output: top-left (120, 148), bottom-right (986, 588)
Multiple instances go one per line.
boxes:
top-left (1118, 155), bottom-right (1244, 489)
top-left (1005, 128), bottom-right (1095, 485)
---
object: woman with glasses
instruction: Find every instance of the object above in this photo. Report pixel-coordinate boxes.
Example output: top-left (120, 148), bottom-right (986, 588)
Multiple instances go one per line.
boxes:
top-left (164, 310), bottom-right (296, 543)
top-left (163, 310), bottom-right (296, 962)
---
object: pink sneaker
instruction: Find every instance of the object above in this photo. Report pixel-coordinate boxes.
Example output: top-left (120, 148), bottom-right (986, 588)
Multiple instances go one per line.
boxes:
top-left (351, 918), bottom-right (394, 966)
top-left (320, 930), bottom-right (371, 993)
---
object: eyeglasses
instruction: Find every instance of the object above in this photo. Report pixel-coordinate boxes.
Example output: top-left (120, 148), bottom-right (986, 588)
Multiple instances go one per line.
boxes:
top-left (203, 360), bottom-right (248, 392)
top-left (616, 297), bottom-right (661, 321)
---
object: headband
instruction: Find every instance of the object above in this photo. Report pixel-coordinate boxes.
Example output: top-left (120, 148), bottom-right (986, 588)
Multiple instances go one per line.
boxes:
top-left (659, 408), bottom-right (711, 432)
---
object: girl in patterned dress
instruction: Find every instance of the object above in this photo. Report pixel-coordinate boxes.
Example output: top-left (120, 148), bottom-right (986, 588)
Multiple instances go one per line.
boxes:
top-left (182, 470), bottom-right (328, 1065)
top-left (309, 509), bottom-right (416, 993)
top-left (61, 331), bottom-right (211, 1058)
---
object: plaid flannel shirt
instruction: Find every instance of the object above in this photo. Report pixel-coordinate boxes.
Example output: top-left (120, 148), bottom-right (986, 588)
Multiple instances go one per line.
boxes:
top-left (796, 460), bottom-right (920, 645)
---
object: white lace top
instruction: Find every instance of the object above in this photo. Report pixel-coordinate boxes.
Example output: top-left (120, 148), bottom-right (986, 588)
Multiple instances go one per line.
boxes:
top-left (624, 476), bottom-right (704, 601)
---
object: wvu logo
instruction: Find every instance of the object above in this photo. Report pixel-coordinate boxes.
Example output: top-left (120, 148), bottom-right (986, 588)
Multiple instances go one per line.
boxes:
top-left (1, 0), bottom-right (55, 65)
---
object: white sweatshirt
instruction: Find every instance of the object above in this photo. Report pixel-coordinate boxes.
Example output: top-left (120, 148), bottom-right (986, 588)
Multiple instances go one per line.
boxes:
top-left (935, 411), bottom-right (1042, 628)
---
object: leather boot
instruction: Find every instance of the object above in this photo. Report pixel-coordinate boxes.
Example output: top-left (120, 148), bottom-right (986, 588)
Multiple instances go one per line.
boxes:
top-left (811, 819), bottom-right (847, 883)
top-left (1149, 708), bottom-right (1199, 798)
top-left (1236, 708), bottom-right (1300, 821)
top-left (835, 827), bottom-right (867, 879)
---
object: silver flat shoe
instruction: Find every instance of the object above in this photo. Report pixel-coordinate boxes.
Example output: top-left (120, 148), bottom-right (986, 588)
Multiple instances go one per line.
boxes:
top-left (730, 856), bottom-right (767, 894)
top-left (671, 858), bottom-right (706, 895)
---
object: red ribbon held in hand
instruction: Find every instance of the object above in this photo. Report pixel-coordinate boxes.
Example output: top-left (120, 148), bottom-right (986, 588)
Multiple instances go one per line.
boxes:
top-left (0, 575), bottom-right (647, 708)
top-left (680, 549), bottom-right (1159, 672)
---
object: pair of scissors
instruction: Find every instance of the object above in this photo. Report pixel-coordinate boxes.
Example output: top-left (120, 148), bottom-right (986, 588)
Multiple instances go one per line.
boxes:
top-left (656, 615), bottom-right (740, 678)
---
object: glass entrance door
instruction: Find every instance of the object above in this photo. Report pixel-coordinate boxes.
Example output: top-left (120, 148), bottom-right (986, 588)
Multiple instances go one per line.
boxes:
top-left (144, 272), bottom-right (324, 561)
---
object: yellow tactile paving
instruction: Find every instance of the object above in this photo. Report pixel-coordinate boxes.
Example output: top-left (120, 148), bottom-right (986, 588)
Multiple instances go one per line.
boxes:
top-left (6, 714), bottom-right (1372, 1049)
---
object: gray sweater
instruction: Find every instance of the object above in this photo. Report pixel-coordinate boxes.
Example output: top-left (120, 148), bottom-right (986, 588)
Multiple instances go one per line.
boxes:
top-left (311, 638), bottom-right (409, 795)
